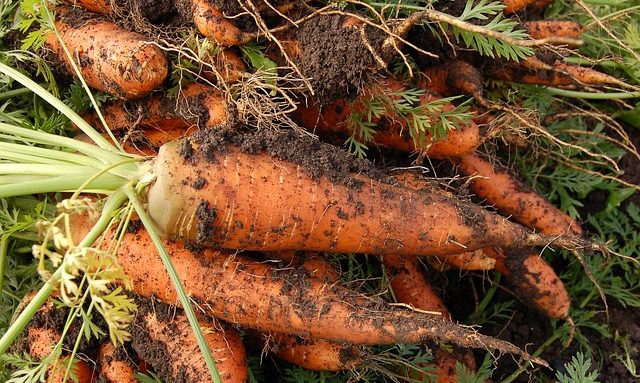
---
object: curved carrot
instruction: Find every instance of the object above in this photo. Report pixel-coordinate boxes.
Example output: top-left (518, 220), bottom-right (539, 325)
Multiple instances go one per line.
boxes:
top-left (131, 297), bottom-right (249, 383)
top-left (97, 342), bottom-right (137, 383)
top-left (69, 218), bottom-right (541, 361)
top-left (146, 135), bottom-right (581, 257)
top-left (295, 77), bottom-right (482, 159)
top-left (46, 6), bottom-right (168, 99)
top-left (456, 153), bottom-right (582, 236)
top-left (192, 0), bottom-right (251, 46)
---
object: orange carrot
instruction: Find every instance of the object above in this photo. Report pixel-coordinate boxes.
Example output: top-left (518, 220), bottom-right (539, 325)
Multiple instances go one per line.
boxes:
top-left (295, 77), bottom-right (482, 159)
top-left (524, 21), bottom-right (583, 41)
top-left (66, 0), bottom-right (111, 13)
top-left (456, 153), bottom-right (583, 236)
top-left (486, 247), bottom-right (571, 320)
top-left (192, 0), bottom-right (251, 46)
top-left (502, 0), bottom-right (552, 14)
top-left (419, 60), bottom-right (484, 99)
top-left (131, 297), bottom-right (248, 383)
top-left (383, 253), bottom-right (479, 383)
top-left (426, 249), bottom-right (497, 271)
top-left (46, 6), bottom-right (168, 99)
top-left (83, 83), bottom-right (229, 132)
top-left (69, 217), bottom-right (542, 362)
top-left (145, 132), bottom-right (583, 257)
top-left (97, 342), bottom-right (137, 383)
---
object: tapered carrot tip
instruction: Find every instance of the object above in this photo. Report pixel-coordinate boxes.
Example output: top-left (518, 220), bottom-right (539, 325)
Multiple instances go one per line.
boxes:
top-left (47, 6), bottom-right (168, 99)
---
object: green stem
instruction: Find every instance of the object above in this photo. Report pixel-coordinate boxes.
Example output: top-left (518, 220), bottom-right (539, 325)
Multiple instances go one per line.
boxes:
top-left (0, 190), bottom-right (128, 356)
top-left (124, 184), bottom-right (222, 383)
top-left (0, 164), bottom-right (103, 176)
top-left (0, 237), bottom-right (7, 293)
top-left (500, 330), bottom-right (564, 383)
top-left (0, 87), bottom-right (33, 100)
top-left (546, 88), bottom-right (640, 99)
top-left (0, 62), bottom-right (116, 151)
top-left (0, 173), bottom-right (126, 198)
top-left (563, 57), bottom-right (618, 69)
top-left (0, 141), bottom-right (106, 168)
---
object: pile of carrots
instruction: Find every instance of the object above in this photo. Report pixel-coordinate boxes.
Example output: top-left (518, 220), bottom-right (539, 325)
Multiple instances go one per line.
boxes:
top-left (6, 0), bottom-right (631, 382)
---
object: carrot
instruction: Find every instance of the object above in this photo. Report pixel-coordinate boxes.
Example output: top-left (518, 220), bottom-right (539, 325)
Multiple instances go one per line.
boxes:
top-left (523, 21), bottom-right (583, 41)
top-left (383, 253), bottom-right (479, 383)
top-left (83, 83), bottom-right (229, 132)
top-left (97, 342), bottom-right (138, 383)
top-left (486, 247), bottom-right (571, 320)
top-left (426, 249), bottom-right (497, 271)
top-left (131, 296), bottom-right (248, 383)
top-left (202, 48), bottom-right (248, 83)
top-left (69, 216), bottom-right (543, 362)
top-left (456, 153), bottom-right (583, 237)
top-left (45, 6), bottom-right (168, 99)
top-left (294, 77), bottom-right (482, 159)
top-left (145, 131), bottom-right (584, 257)
top-left (419, 60), bottom-right (484, 99)
top-left (491, 56), bottom-right (632, 89)
top-left (192, 0), bottom-right (251, 46)
top-left (16, 295), bottom-right (94, 383)
top-left (66, 0), bottom-right (111, 13)
top-left (502, 0), bottom-right (552, 14)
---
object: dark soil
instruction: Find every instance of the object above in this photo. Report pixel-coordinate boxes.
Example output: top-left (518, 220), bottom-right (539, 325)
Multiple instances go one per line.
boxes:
top-left (296, 14), bottom-right (387, 103)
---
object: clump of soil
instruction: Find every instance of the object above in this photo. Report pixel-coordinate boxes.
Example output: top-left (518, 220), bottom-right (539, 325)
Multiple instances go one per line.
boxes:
top-left (296, 14), bottom-right (386, 103)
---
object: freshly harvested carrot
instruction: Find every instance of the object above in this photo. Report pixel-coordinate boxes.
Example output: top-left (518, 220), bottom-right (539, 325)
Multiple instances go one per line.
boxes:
top-left (192, 0), bottom-right (251, 46)
top-left (383, 253), bottom-right (479, 383)
top-left (502, 0), bottom-right (552, 14)
top-left (131, 297), bottom-right (248, 383)
top-left (486, 247), bottom-right (571, 320)
top-left (97, 342), bottom-right (137, 383)
top-left (524, 21), bottom-right (583, 41)
top-left (45, 6), bottom-right (168, 99)
top-left (202, 48), bottom-right (248, 83)
top-left (146, 131), bottom-right (585, 257)
top-left (491, 56), bottom-right (632, 89)
top-left (70, 217), bottom-right (542, 362)
top-left (295, 77), bottom-right (482, 159)
top-left (83, 83), bottom-right (229, 132)
top-left (419, 60), bottom-right (484, 99)
top-left (456, 153), bottom-right (583, 237)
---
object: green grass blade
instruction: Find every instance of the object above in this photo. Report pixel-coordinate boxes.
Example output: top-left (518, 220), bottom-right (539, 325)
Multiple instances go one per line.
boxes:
top-left (124, 185), bottom-right (222, 383)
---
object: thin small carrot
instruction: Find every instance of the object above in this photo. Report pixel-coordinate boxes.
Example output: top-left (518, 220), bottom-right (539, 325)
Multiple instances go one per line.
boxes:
top-left (46, 6), bottom-right (168, 99)
top-left (295, 77), bottom-right (482, 159)
top-left (131, 296), bottom-right (249, 383)
top-left (97, 342), bottom-right (137, 383)
top-left (70, 217), bottom-right (543, 362)
top-left (383, 253), bottom-right (479, 383)
top-left (426, 249), bottom-right (497, 271)
top-left (456, 152), bottom-right (583, 236)
top-left (523, 21), bottom-right (583, 41)
top-left (486, 247), bottom-right (571, 320)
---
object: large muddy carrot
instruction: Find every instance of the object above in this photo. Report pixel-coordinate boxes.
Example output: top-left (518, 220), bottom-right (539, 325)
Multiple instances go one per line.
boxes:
top-left (69, 218), bottom-right (542, 362)
top-left (46, 6), bottom-right (168, 99)
top-left (456, 153), bottom-right (582, 236)
top-left (295, 77), bottom-right (482, 159)
top-left (145, 131), bottom-right (585, 257)
top-left (131, 297), bottom-right (248, 383)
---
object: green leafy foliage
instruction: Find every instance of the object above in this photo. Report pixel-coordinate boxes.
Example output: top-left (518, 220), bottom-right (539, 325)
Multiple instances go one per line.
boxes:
top-left (555, 352), bottom-right (600, 383)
